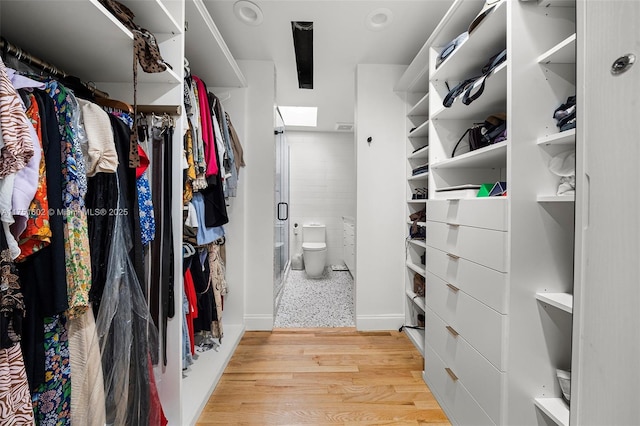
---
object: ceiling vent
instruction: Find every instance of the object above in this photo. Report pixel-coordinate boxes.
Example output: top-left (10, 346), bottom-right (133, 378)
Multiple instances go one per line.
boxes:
top-left (291, 21), bottom-right (314, 89)
top-left (335, 122), bottom-right (354, 132)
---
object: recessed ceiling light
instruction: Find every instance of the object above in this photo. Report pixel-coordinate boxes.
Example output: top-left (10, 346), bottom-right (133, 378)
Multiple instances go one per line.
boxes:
top-left (233, 1), bottom-right (263, 26)
top-left (366, 8), bottom-right (393, 31)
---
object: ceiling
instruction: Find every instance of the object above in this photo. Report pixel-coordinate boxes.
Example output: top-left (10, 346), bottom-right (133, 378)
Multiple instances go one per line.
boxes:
top-left (204, 0), bottom-right (454, 132)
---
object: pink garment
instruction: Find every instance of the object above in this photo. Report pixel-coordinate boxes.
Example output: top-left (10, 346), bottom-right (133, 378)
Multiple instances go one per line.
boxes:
top-left (191, 75), bottom-right (218, 177)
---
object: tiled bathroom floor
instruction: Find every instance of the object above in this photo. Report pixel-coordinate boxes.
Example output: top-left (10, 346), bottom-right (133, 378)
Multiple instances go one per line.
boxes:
top-left (274, 267), bottom-right (355, 328)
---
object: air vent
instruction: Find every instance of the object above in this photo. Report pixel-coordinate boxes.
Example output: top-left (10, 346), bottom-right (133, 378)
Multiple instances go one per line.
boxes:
top-left (291, 21), bottom-right (313, 89)
top-left (335, 122), bottom-right (354, 132)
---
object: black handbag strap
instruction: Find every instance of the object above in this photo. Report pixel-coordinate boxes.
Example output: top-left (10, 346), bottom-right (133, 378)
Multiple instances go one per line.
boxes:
top-left (443, 77), bottom-right (480, 108)
top-left (462, 49), bottom-right (507, 106)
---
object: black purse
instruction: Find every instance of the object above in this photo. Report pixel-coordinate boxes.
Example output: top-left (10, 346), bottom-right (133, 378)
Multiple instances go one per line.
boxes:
top-left (452, 113), bottom-right (507, 157)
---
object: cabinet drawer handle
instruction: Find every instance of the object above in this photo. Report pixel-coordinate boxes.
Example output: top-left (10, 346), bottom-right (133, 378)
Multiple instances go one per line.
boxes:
top-left (445, 326), bottom-right (459, 337)
top-left (446, 283), bottom-right (460, 292)
top-left (446, 253), bottom-right (460, 260)
top-left (445, 367), bottom-right (458, 381)
top-left (446, 222), bottom-right (460, 227)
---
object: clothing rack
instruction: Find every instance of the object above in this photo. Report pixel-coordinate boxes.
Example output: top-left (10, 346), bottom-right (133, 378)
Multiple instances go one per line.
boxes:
top-left (137, 104), bottom-right (182, 116)
top-left (1, 38), bottom-right (111, 99)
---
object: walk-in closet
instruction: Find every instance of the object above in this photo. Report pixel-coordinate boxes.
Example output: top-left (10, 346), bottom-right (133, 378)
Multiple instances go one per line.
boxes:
top-left (0, 0), bottom-right (638, 425)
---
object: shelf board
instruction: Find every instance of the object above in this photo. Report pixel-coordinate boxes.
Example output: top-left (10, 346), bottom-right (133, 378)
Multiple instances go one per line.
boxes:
top-left (432, 141), bottom-right (507, 170)
top-left (432, 62), bottom-right (507, 120)
top-left (409, 93), bottom-right (430, 117)
top-left (403, 326), bottom-right (425, 357)
top-left (409, 145), bottom-right (430, 160)
top-left (537, 195), bottom-right (575, 203)
top-left (536, 293), bottom-right (573, 314)
top-left (534, 398), bottom-right (570, 426)
top-left (406, 289), bottom-right (426, 312)
top-left (432, 0), bottom-right (507, 82)
top-left (538, 34), bottom-right (576, 64)
top-left (185, 0), bottom-right (247, 88)
top-left (406, 261), bottom-right (426, 276)
top-left (407, 221), bottom-right (427, 227)
top-left (538, 0), bottom-right (576, 7)
top-left (409, 120), bottom-right (430, 138)
top-left (408, 172), bottom-right (430, 181)
top-left (409, 239), bottom-right (427, 249)
top-left (537, 129), bottom-right (576, 146)
top-left (125, 0), bottom-right (182, 34)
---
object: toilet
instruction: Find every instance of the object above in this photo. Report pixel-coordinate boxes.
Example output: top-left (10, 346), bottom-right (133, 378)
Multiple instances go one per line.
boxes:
top-left (302, 224), bottom-right (327, 278)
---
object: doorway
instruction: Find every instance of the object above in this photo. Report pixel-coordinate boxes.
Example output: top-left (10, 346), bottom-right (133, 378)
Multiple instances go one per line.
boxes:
top-left (273, 112), bottom-right (290, 313)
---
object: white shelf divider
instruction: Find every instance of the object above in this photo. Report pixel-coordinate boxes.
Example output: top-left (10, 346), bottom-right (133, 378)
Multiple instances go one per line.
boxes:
top-left (537, 195), bottom-right (575, 203)
top-left (408, 172), bottom-right (430, 181)
top-left (534, 398), bottom-right (570, 426)
top-left (409, 120), bottom-right (430, 138)
top-left (432, 141), bottom-right (507, 170)
top-left (404, 327), bottom-right (425, 357)
top-left (536, 292), bottom-right (573, 314)
top-left (406, 290), bottom-right (426, 312)
top-left (409, 145), bottom-right (430, 160)
top-left (409, 93), bottom-right (430, 117)
top-left (406, 261), bottom-right (425, 277)
top-left (409, 239), bottom-right (427, 249)
top-left (538, 34), bottom-right (576, 64)
top-left (537, 129), bottom-right (576, 146)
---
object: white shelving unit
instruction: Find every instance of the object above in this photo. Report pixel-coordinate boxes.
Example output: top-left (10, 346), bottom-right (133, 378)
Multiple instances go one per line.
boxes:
top-left (398, 0), bottom-right (577, 424)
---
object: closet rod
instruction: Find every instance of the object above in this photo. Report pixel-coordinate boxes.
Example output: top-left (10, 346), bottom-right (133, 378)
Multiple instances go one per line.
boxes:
top-left (0, 38), bottom-right (110, 99)
top-left (136, 105), bottom-right (182, 116)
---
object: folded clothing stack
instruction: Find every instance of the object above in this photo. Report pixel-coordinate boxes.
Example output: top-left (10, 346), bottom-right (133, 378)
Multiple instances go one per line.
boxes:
top-left (554, 96), bottom-right (576, 131)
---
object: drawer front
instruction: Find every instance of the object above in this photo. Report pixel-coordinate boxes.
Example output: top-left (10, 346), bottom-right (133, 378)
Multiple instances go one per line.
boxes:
top-left (426, 271), bottom-right (507, 370)
top-left (427, 199), bottom-right (507, 231)
top-left (426, 221), bottom-right (507, 272)
top-left (424, 342), bottom-right (495, 426)
top-left (425, 308), bottom-right (505, 424)
top-left (426, 246), bottom-right (508, 314)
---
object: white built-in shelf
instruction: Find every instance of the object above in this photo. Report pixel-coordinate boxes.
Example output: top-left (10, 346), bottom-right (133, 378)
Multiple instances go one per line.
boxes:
top-left (536, 292), bottom-right (573, 314)
top-left (432, 62), bottom-right (507, 120)
top-left (539, 0), bottom-right (576, 7)
top-left (537, 195), bottom-right (575, 203)
top-left (406, 289), bottom-right (426, 312)
top-left (409, 145), bottom-right (430, 160)
top-left (409, 120), bottom-right (430, 138)
top-left (432, 141), bottom-right (507, 170)
top-left (537, 129), bottom-right (576, 147)
top-left (534, 398), bottom-right (570, 426)
top-left (538, 34), bottom-right (576, 64)
top-left (404, 327), bottom-right (425, 357)
top-left (126, 0), bottom-right (182, 34)
top-left (431, 0), bottom-right (507, 82)
top-left (185, 0), bottom-right (247, 87)
top-left (0, 0), bottom-right (181, 85)
top-left (409, 239), bottom-right (427, 249)
top-left (408, 172), bottom-right (430, 181)
top-left (409, 93), bottom-right (430, 117)
top-left (407, 221), bottom-right (427, 227)
top-left (406, 261), bottom-right (425, 276)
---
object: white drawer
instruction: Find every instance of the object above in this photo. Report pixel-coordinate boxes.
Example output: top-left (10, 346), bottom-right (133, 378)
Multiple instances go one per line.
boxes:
top-left (427, 199), bottom-right (507, 231)
top-left (426, 246), bottom-right (508, 314)
top-left (425, 308), bottom-right (505, 424)
top-left (426, 271), bottom-right (507, 371)
top-left (426, 221), bottom-right (507, 272)
top-left (424, 342), bottom-right (495, 426)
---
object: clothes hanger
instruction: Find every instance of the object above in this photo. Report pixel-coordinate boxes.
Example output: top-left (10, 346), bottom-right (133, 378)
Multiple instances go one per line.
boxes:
top-left (93, 96), bottom-right (134, 114)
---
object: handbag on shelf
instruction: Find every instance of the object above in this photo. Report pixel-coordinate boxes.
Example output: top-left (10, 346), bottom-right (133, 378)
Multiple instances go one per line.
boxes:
top-left (413, 273), bottom-right (425, 298)
top-left (452, 113), bottom-right (507, 157)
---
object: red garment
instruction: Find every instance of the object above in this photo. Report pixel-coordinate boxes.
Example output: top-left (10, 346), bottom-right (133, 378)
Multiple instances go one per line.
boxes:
top-left (184, 269), bottom-right (198, 355)
top-left (147, 354), bottom-right (168, 426)
top-left (136, 144), bottom-right (149, 179)
top-left (191, 75), bottom-right (218, 177)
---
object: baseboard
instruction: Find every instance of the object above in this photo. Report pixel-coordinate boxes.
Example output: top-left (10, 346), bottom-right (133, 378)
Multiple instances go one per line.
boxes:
top-left (244, 314), bottom-right (274, 331)
top-left (356, 314), bottom-right (405, 331)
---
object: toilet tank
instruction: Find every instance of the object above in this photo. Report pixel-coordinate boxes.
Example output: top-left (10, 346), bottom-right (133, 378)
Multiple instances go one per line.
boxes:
top-left (302, 224), bottom-right (326, 243)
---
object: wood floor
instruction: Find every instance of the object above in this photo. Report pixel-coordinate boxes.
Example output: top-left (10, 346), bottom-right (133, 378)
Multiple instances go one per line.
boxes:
top-left (196, 328), bottom-right (450, 425)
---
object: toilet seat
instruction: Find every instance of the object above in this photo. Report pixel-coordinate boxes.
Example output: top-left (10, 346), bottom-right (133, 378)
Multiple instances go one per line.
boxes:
top-left (302, 242), bottom-right (326, 251)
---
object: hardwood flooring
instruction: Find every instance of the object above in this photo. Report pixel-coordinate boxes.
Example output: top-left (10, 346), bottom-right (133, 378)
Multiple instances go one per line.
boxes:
top-left (196, 328), bottom-right (450, 425)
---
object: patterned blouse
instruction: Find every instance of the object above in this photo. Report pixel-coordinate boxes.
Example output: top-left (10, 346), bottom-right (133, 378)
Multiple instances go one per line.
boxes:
top-left (17, 93), bottom-right (52, 261)
top-left (44, 80), bottom-right (92, 319)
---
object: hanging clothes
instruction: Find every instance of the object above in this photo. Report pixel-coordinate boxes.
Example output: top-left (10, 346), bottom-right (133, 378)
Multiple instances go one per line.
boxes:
top-left (0, 343), bottom-right (34, 424)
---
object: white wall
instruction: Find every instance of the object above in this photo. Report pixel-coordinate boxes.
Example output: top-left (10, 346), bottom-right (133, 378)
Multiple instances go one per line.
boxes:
top-left (355, 64), bottom-right (407, 330)
top-left (238, 60), bottom-right (277, 330)
top-left (287, 131), bottom-right (356, 267)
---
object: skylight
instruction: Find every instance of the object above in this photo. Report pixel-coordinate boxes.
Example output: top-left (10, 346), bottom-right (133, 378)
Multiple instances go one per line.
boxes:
top-left (279, 106), bottom-right (318, 127)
